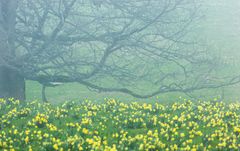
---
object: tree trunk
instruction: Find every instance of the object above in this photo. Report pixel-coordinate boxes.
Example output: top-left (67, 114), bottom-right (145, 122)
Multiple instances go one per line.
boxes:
top-left (0, 0), bottom-right (26, 100)
top-left (42, 85), bottom-right (48, 103)
top-left (0, 67), bottom-right (25, 100)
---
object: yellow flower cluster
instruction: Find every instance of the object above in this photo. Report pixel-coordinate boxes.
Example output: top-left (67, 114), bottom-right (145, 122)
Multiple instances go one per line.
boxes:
top-left (0, 98), bottom-right (240, 150)
top-left (31, 113), bottom-right (49, 128)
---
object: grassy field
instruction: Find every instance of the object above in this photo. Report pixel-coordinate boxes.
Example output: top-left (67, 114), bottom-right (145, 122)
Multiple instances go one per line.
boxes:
top-left (25, 80), bottom-right (185, 104)
top-left (26, 80), bottom-right (240, 105)
top-left (1, 98), bottom-right (240, 150)
top-left (2, 1), bottom-right (240, 150)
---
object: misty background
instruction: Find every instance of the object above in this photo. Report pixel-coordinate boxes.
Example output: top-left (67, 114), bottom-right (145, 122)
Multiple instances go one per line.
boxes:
top-left (26, 0), bottom-right (240, 103)
top-left (1, 0), bottom-right (240, 103)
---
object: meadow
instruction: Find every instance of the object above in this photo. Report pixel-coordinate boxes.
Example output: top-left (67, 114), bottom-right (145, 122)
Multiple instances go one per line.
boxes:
top-left (1, 1), bottom-right (240, 150)
top-left (1, 98), bottom-right (240, 151)
top-left (26, 80), bottom-right (240, 104)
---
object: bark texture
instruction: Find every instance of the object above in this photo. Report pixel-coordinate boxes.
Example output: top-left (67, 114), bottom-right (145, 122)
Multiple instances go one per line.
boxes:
top-left (0, 0), bottom-right (25, 100)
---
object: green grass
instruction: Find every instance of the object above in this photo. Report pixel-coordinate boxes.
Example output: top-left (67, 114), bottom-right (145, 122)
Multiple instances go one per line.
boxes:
top-left (1, 98), bottom-right (240, 150)
top-left (26, 81), bottom-right (184, 104)
top-left (26, 80), bottom-right (240, 105)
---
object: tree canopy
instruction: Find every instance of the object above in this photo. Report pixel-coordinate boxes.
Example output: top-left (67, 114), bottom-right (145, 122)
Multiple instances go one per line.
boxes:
top-left (1, 0), bottom-right (240, 100)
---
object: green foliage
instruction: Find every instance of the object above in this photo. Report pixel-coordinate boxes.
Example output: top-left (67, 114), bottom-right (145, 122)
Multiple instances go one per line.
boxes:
top-left (1, 98), bottom-right (240, 150)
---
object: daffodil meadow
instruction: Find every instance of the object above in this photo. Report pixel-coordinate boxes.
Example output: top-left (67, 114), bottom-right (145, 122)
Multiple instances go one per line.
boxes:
top-left (0, 98), bottom-right (240, 151)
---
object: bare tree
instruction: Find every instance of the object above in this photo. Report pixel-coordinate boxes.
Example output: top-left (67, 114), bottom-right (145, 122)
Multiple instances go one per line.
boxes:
top-left (1, 0), bottom-right (239, 101)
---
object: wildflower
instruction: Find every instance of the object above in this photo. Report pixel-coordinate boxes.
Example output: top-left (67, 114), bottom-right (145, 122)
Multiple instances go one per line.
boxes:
top-left (53, 144), bottom-right (59, 150)
top-left (180, 133), bottom-right (185, 138)
top-left (82, 128), bottom-right (89, 134)
top-left (25, 136), bottom-right (29, 144)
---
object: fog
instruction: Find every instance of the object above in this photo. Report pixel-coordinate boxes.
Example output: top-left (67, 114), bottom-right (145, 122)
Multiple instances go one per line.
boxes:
top-left (0, 0), bottom-right (240, 102)
top-left (203, 0), bottom-right (240, 58)
top-left (1, 0), bottom-right (240, 150)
